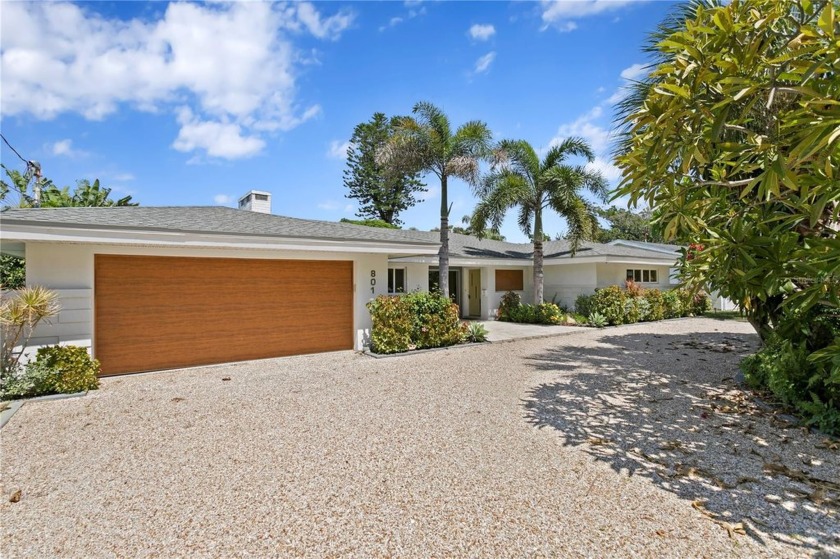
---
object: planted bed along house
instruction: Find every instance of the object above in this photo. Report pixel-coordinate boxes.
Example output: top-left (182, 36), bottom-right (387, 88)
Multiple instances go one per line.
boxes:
top-left (2, 190), bottom-right (687, 376)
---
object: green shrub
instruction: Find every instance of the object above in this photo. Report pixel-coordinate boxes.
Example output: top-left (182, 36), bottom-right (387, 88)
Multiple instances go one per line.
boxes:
top-left (367, 292), bottom-right (464, 353)
top-left (367, 295), bottom-right (412, 354)
top-left (497, 291), bottom-right (522, 321)
top-left (1, 346), bottom-right (99, 399)
top-left (590, 286), bottom-right (627, 325)
top-left (644, 289), bottom-right (666, 321)
top-left (623, 297), bottom-right (642, 324)
top-left (34, 346), bottom-right (100, 394)
top-left (507, 304), bottom-right (537, 323)
top-left (587, 312), bottom-right (607, 328)
top-left (535, 303), bottom-right (564, 325)
top-left (575, 294), bottom-right (594, 317)
top-left (465, 322), bottom-right (489, 343)
top-left (741, 335), bottom-right (839, 435)
top-left (662, 289), bottom-right (683, 318)
top-left (0, 360), bottom-right (56, 399)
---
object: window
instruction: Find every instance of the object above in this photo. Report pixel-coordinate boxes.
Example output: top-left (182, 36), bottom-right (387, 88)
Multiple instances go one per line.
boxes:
top-left (495, 269), bottom-right (524, 291)
top-left (388, 268), bottom-right (406, 294)
top-left (255, 194), bottom-right (269, 201)
top-left (626, 269), bottom-right (659, 283)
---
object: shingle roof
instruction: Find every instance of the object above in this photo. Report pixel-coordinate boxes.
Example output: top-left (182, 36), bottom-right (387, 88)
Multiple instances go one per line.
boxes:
top-left (0, 206), bottom-right (440, 245)
top-left (608, 240), bottom-right (682, 254)
top-left (404, 231), bottom-right (677, 261)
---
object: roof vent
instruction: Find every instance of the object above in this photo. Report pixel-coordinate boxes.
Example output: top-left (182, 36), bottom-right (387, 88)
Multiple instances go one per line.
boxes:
top-left (238, 190), bottom-right (271, 214)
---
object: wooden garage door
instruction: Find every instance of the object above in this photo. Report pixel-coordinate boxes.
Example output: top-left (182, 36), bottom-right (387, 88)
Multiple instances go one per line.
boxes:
top-left (94, 255), bottom-right (354, 375)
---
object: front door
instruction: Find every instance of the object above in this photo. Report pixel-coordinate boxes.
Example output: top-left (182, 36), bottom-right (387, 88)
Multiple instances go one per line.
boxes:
top-left (468, 269), bottom-right (481, 317)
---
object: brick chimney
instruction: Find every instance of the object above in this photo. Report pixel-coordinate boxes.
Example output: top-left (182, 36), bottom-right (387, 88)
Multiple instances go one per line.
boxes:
top-left (238, 190), bottom-right (271, 214)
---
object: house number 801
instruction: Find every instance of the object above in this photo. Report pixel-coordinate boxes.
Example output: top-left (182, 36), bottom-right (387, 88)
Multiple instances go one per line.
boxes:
top-left (370, 270), bottom-right (376, 293)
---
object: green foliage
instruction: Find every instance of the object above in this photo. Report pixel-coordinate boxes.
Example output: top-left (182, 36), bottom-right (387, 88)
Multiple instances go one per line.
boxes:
top-left (644, 289), bottom-right (666, 321)
top-left (1, 360), bottom-right (56, 399)
top-left (40, 179), bottom-right (137, 207)
top-left (593, 206), bottom-right (666, 243)
top-left (385, 101), bottom-right (493, 296)
top-left (741, 333), bottom-right (839, 435)
top-left (366, 292), bottom-right (465, 353)
top-left (590, 286), bottom-right (627, 326)
top-left (343, 112), bottom-right (426, 226)
top-left (497, 291), bottom-right (565, 325)
top-left (1, 286), bottom-right (60, 375)
top-left (33, 346), bottom-right (100, 394)
top-left (535, 302), bottom-right (564, 325)
top-left (497, 291), bottom-right (522, 321)
top-left (366, 295), bottom-right (413, 354)
top-left (587, 312), bottom-right (608, 328)
top-left (464, 322), bottom-right (489, 343)
top-left (0, 255), bottom-right (25, 289)
top-left (575, 294), bottom-right (594, 317)
top-left (339, 218), bottom-right (400, 229)
top-left (662, 289), bottom-right (683, 319)
top-left (615, 0), bottom-right (840, 347)
top-left (1, 346), bottom-right (100, 399)
top-left (469, 138), bottom-right (608, 304)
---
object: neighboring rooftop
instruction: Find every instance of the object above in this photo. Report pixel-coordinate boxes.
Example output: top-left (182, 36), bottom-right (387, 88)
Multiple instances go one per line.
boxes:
top-left (0, 206), bottom-right (439, 246)
top-left (404, 231), bottom-right (678, 261)
top-left (608, 239), bottom-right (681, 254)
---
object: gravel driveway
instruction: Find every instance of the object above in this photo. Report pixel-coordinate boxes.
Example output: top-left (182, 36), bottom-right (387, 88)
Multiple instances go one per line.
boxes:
top-left (1, 318), bottom-right (837, 558)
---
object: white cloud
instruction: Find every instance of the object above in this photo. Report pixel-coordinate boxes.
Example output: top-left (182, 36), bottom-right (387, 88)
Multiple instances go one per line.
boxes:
top-left (49, 139), bottom-right (87, 157)
top-left (469, 24), bottom-right (495, 41)
top-left (111, 173), bottom-right (135, 182)
top-left (620, 62), bottom-right (647, 81)
top-left (327, 140), bottom-right (351, 160)
top-left (473, 52), bottom-right (496, 74)
top-left (379, 3), bottom-right (426, 31)
top-left (344, 203), bottom-right (354, 213)
top-left (213, 194), bottom-right (234, 205)
top-left (317, 200), bottom-right (340, 211)
top-left (586, 158), bottom-right (621, 182)
top-left (172, 108), bottom-right (265, 159)
top-left (294, 3), bottom-right (354, 41)
top-left (1, 1), bottom-right (351, 159)
top-left (541, 0), bottom-right (635, 31)
top-left (553, 105), bottom-right (611, 154)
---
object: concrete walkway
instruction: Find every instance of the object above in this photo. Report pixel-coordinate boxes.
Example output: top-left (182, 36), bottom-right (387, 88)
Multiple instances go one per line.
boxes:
top-left (471, 319), bottom-right (590, 341)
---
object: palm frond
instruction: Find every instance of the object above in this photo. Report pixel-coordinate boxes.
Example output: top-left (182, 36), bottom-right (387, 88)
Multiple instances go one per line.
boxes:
top-left (542, 137), bottom-right (595, 171)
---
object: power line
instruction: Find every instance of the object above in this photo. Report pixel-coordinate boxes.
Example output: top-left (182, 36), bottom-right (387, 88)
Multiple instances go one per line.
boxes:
top-left (0, 133), bottom-right (29, 166)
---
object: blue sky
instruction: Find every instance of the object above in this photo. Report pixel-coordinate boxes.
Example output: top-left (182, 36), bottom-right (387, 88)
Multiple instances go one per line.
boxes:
top-left (0, 1), bottom-right (673, 242)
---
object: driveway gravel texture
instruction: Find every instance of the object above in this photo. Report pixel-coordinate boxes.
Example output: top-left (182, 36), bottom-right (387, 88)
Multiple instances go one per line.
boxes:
top-left (1, 318), bottom-right (838, 558)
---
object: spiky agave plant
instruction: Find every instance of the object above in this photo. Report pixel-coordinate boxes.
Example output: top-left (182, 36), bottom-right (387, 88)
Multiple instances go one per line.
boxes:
top-left (1, 286), bottom-right (60, 374)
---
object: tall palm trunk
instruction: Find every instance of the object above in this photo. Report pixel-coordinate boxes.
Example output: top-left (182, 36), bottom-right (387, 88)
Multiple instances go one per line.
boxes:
top-left (439, 174), bottom-right (450, 298)
top-left (533, 208), bottom-right (544, 304)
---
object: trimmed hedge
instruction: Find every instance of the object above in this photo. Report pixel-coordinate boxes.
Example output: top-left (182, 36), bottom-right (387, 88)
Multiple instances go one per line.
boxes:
top-left (367, 292), bottom-right (466, 354)
top-left (574, 284), bottom-right (710, 326)
top-left (1, 345), bottom-right (100, 399)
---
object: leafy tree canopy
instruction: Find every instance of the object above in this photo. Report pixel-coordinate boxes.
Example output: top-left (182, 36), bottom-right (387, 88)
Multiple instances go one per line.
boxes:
top-left (593, 206), bottom-right (666, 244)
top-left (615, 0), bottom-right (839, 341)
top-left (343, 112), bottom-right (425, 226)
top-left (339, 218), bottom-right (400, 229)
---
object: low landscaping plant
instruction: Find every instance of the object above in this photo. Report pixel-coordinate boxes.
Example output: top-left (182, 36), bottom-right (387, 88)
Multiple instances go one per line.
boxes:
top-left (367, 292), bottom-right (466, 354)
top-left (740, 306), bottom-right (840, 435)
top-left (464, 322), bottom-right (489, 343)
top-left (0, 345), bottom-right (100, 399)
top-left (576, 285), bottom-right (709, 326)
top-left (497, 292), bottom-right (566, 325)
top-left (574, 294), bottom-right (594, 317)
top-left (587, 312), bottom-right (607, 328)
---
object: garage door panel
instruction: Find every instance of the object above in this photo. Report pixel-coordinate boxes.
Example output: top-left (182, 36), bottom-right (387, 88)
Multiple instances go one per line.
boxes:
top-left (95, 255), bottom-right (354, 375)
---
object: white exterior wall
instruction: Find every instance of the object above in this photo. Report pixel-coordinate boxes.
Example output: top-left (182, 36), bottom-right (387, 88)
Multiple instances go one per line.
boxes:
top-left (397, 262), bottom-right (429, 293)
top-left (24, 242), bottom-right (390, 358)
top-left (488, 266), bottom-right (532, 318)
top-left (543, 263), bottom-right (598, 310)
top-left (596, 263), bottom-right (673, 290)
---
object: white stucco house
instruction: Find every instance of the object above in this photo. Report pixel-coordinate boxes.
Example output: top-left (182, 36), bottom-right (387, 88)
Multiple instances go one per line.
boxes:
top-left (0, 190), bottom-right (688, 376)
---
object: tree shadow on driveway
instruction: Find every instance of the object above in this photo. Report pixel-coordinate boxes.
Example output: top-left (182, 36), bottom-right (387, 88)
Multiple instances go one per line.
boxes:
top-left (522, 330), bottom-right (840, 555)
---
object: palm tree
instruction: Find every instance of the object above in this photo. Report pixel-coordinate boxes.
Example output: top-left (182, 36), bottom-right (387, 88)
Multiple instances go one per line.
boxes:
top-left (470, 138), bottom-right (608, 304)
top-left (383, 101), bottom-right (492, 297)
